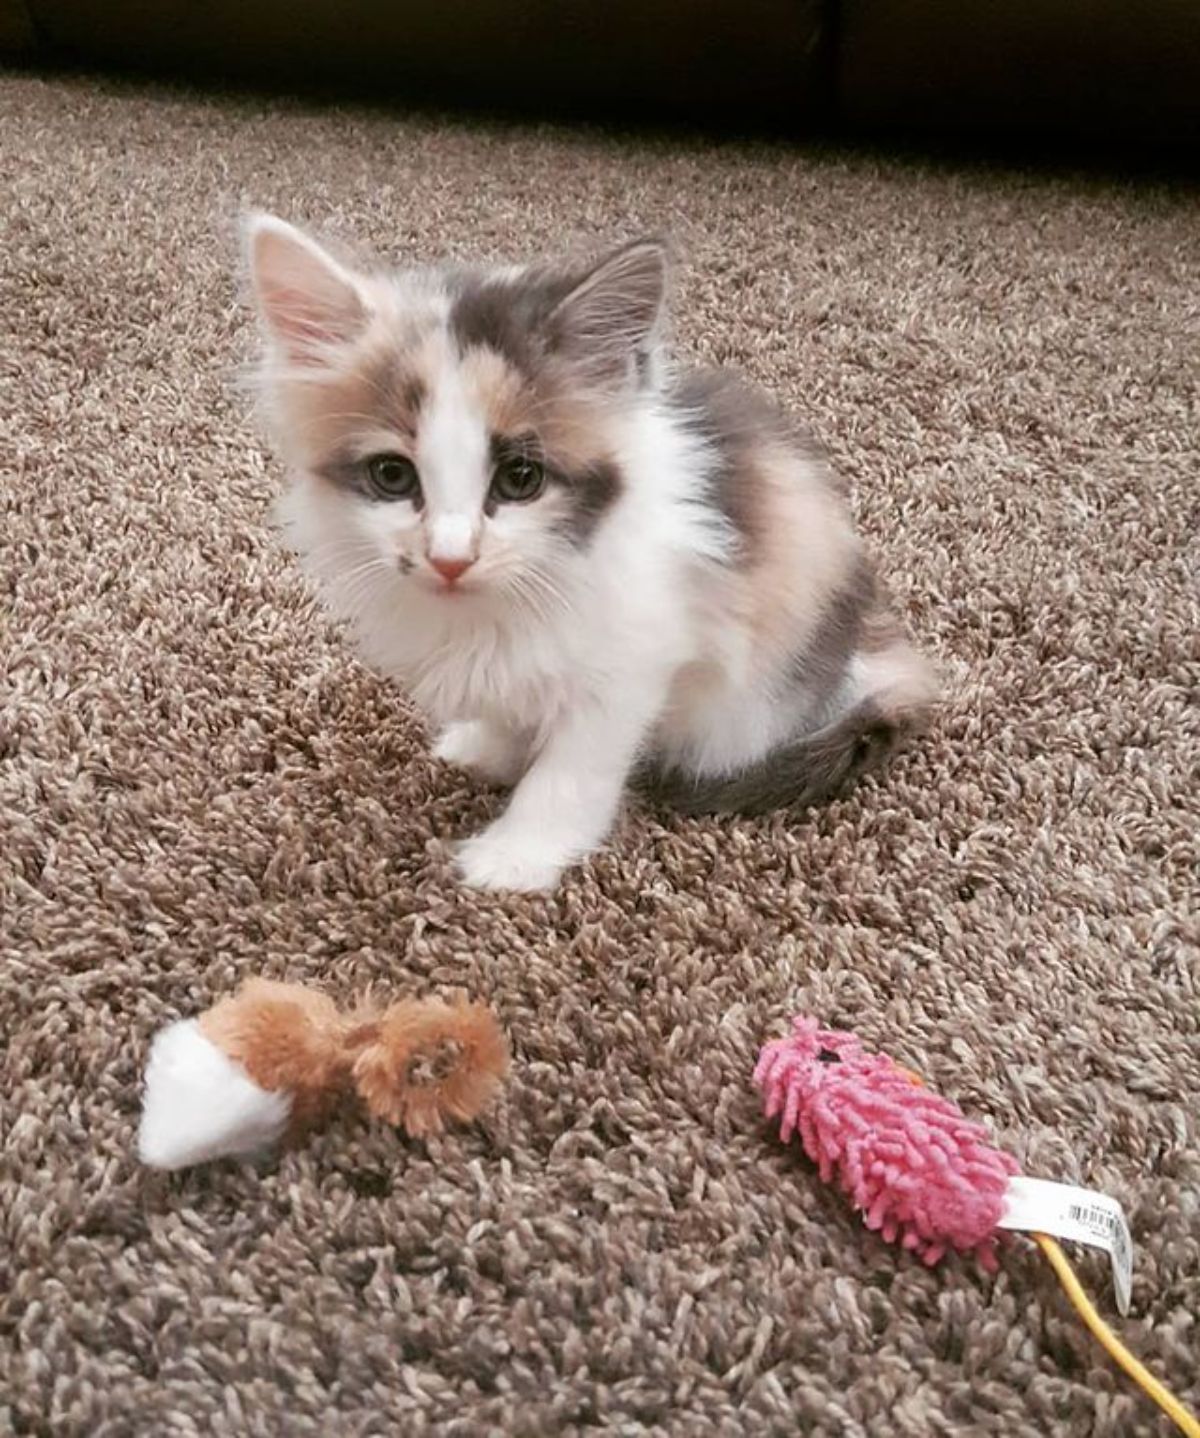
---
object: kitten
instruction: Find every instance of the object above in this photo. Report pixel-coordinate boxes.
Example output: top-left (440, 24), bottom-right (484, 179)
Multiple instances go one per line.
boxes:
top-left (245, 215), bottom-right (935, 891)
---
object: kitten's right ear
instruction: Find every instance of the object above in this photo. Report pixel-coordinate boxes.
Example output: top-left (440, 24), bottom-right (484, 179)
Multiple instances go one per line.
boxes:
top-left (245, 214), bottom-right (368, 363)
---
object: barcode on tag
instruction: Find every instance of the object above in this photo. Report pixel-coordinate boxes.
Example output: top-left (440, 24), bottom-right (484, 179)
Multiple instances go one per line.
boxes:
top-left (1069, 1204), bottom-right (1117, 1229)
top-left (1070, 1204), bottom-right (1131, 1255)
top-left (998, 1176), bottom-right (1134, 1315)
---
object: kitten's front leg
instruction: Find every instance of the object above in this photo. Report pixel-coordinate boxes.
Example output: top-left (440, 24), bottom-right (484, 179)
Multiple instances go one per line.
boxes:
top-left (434, 719), bottom-right (529, 788)
top-left (456, 692), bottom-right (658, 892)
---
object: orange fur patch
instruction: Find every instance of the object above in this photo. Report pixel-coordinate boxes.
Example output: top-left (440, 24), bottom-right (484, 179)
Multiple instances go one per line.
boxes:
top-left (739, 442), bottom-right (861, 664)
top-left (268, 297), bottom-right (443, 473)
top-left (199, 979), bottom-right (349, 1129)
top-left (351, 996), bottom-right (510, 1138)
top-left (458, 341), bottom-right (620, 475)
top-left (458, 344), bottom-right (528, 437)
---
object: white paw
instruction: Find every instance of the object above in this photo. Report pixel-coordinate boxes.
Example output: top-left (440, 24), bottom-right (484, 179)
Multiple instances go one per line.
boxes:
top-left (456, 826), bottom-right (568, 892)
top-left (433, 722), bottom-right (525, 787)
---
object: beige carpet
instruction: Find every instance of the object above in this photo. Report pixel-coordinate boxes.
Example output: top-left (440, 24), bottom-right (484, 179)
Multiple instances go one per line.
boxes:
top-left (2, 70), bottom-right (1198, 1436)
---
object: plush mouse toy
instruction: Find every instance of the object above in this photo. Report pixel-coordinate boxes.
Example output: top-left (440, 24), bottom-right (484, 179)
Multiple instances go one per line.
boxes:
top-left (138, 978), bottom-right (509, 1170)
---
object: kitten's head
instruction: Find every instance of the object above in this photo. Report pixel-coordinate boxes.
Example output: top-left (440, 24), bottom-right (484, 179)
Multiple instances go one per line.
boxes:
top-left (245, 215), bottom-right (667, 613)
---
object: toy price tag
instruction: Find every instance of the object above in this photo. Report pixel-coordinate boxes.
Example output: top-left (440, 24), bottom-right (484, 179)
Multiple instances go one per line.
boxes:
top-left (998, 1176), bottom-right (1133, 1315)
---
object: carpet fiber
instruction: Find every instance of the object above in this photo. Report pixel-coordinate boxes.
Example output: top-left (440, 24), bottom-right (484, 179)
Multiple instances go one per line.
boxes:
top-left (2, 72), bottom-right (1197, 1437)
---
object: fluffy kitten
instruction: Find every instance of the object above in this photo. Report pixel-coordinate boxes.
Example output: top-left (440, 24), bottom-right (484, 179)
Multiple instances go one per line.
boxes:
top-left (246, 215), bottom-right (934, 891)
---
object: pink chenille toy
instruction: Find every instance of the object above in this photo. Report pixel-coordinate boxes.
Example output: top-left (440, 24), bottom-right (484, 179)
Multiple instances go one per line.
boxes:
top-left (754, 1016), bottom-right (1019, 1268)
top-left (753, 1017), bottom-right (1199, 1437)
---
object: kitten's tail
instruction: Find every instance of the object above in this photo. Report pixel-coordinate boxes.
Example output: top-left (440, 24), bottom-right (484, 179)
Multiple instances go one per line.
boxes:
top-left (647, 643), bottom-right (936, 819)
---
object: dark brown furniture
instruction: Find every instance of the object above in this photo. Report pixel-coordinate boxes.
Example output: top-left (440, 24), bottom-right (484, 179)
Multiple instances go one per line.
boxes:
top-left (3, 0), bottom-right (1197, 145)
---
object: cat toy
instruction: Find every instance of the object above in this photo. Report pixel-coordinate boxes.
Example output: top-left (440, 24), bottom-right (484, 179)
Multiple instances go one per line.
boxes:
top-left (139, 979), bottom-right (509, 1170)
top-left (755, 1017), bottom-right (1199, 1437)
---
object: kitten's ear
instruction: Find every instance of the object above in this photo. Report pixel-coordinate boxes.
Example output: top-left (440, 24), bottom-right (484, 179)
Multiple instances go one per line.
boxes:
top-left (245, 214), bottom-right (368, 363)
top-left (549, 239), bottom-right (668, 380)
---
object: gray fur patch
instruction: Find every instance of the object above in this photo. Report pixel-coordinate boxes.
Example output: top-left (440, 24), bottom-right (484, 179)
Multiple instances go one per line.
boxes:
top-left (448, 239), bottom-right (665, 386)
top-left (790, 554), bottom-right (878, 699)
top-left (552, 459), bottom-right (622, 547)
top-left (641, 697), bottom-right (904, 818)
top-left (669, 368), bottom-right (824, 562)
top-left (484, 433), bottom-right (622, 545)
top-left (314, 450), bottom-right (370, 498)
top-left (448, 268), bottom-right (571, 376)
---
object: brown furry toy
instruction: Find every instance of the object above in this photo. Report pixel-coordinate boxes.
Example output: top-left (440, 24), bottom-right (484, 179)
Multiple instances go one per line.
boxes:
top-left (137, 979), bottom-right (509, 1170)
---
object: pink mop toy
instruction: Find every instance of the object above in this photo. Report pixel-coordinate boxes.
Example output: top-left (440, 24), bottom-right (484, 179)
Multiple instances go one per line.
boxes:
top-left (754, 1016), bottom-right (1198, 1437)
top-left (754, 1016), bottom-right (1018, 1268)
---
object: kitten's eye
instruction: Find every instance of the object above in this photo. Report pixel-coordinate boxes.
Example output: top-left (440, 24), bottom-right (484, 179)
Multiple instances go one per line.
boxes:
top-left (367, 453), bottom-right (420, 502)
top-left (491, 455), bottom-right (546, 504)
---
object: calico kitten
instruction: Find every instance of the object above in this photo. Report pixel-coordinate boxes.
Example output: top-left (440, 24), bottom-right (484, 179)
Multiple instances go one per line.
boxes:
top-left (246, 215), bottom-right (935, 891)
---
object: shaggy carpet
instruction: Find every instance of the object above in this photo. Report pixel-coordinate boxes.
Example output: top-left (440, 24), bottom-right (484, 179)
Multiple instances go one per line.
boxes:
top-left (2, 71), bottom-right (1197, 1437)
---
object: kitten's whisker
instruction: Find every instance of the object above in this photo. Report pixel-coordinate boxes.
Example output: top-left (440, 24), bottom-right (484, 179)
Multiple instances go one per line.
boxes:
top-left (303, 543), bottom-right (379, 566)
top-left (300, 535), bottom-right (378, 555)
top-left (331, 555), bottom-right (392, 592)
top-left (308, 553), bottom-right (385, 586)
top-left (332, 560), bottom-right (390, 593)
top-left (520, 563), bottom-right (573, 616)
top-left (502, 566), bottom-right (571, 627)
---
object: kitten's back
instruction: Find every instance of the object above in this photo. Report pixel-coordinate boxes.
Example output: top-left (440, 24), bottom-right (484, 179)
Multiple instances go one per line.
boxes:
top-left (648, 366), bottom-right (935, 813)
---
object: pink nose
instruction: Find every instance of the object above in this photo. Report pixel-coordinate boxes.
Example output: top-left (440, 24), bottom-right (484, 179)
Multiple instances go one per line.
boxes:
top-left (429, 555), bottom-right (474, 585)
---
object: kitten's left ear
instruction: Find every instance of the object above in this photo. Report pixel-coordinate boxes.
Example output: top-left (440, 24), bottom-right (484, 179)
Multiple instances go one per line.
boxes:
top-left (549, 238), bottom-right (668, 381)
top-left (245, 213), bottom-right (369, 364)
